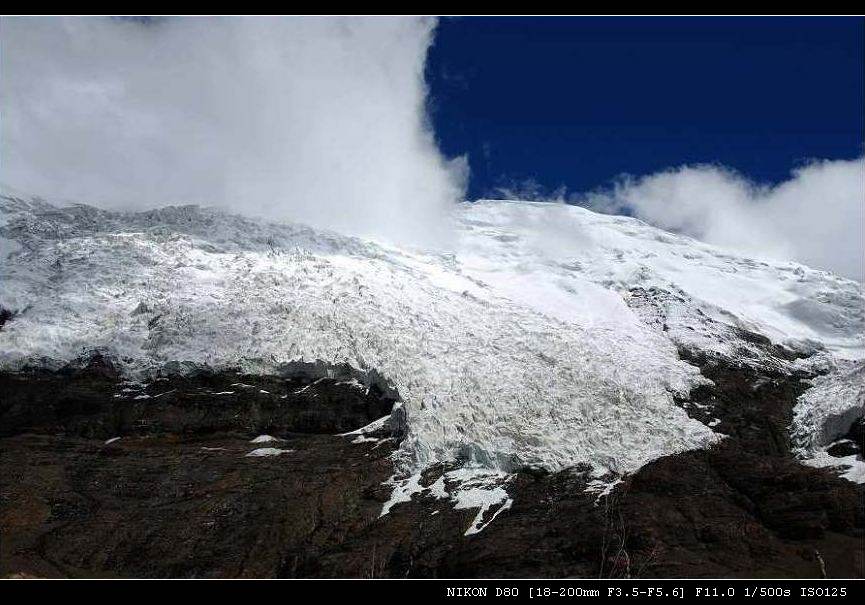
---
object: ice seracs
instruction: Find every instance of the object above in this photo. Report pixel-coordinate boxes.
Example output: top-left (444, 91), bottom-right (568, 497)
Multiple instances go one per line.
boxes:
top-left (0, 195), bottom-right (718, 482)
top-left (1, 195), bottom-right (863, 527)
top-left (792, 361), bottom-right (865, 483)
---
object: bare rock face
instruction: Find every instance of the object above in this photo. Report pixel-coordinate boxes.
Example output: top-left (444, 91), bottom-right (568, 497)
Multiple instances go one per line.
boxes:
top-left (0, 352), bottom-right (862, 578)
top-left (0, 359), bottom-right (406, 578)
top-left (0, 355), bottom-right (397, 439)
top-left (0, 305), bottom-right (12, 329)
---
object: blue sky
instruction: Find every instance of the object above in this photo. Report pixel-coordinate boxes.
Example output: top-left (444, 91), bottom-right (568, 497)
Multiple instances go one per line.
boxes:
top-left (426, 17), bottom-right (864, 200)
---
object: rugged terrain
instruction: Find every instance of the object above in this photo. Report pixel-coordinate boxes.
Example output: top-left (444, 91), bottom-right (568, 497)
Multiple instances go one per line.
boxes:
top-left (1, 196), bottom-right (863, 578)
top-left (1, 347), bottom-right (862, 578)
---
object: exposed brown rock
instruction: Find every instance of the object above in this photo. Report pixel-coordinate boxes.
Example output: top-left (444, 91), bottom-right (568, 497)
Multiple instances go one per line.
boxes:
top-left (0, 353), bottom-right (862, 578)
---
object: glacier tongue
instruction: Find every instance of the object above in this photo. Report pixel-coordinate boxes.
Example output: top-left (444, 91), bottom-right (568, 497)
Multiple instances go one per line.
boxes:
top-left (1, 196), bottom-right (862, 482)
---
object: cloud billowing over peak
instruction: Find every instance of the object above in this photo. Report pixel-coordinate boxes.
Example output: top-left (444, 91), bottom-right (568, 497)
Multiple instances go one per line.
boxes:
top-left (0, 16), bottom-right (466, 245)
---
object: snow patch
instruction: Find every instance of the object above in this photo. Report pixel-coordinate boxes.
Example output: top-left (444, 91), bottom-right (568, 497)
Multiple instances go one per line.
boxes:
top-left (380, 472), bottom-right (424, 517)
top-left (380, 466), bottom-right (514, 536)
top-left (802, 451), bottom-right (865, 484)
top-left (250, 434), bottom-right (281, 444)
top-left (339, 414), bottom-right (391, 437)
top-left (586, 477), bottom-right (624, 500)
top-left (245, 447), bottom-right (292, 457)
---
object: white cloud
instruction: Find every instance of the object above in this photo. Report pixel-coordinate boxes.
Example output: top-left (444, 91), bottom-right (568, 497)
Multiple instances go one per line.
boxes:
top-left (581, 158), bottom-right (865, 281)
top-left (0, 16), bottom-right (466, 245)
top-left (3, 17), bottom-right (859, 277)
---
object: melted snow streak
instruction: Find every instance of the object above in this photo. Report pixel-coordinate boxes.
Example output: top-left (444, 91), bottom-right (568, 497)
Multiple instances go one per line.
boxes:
top-left (1, 196), bottom-right (863, 484)
top-left (245, 448), bottom-right (293, 458)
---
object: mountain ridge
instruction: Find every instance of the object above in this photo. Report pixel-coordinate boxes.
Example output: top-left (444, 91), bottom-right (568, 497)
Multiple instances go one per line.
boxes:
top-left (1, 193), bottom-right (863, 577)
top-left (1, 195), bottom-right (862, 480)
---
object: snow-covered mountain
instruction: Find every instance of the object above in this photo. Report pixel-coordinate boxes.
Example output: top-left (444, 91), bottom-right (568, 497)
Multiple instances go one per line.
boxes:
top-left (1, 195), bottom-right (862, 494)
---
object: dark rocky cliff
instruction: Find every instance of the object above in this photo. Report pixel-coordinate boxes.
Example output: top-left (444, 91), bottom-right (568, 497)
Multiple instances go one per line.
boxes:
top-left (1, 351), bottom-right (861, 579)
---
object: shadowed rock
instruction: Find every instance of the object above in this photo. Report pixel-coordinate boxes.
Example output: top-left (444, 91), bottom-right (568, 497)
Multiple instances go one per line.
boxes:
top-left (0, 352), bottom-right (862, 578)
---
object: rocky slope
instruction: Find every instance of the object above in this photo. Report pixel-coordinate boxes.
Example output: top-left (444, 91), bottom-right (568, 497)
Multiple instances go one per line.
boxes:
top-left (1, 352), bottom-right (861, 578)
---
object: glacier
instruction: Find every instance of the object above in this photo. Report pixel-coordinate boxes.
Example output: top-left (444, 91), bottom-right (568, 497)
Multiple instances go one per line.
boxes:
top-left (1, 195), bottom-right (863, 487)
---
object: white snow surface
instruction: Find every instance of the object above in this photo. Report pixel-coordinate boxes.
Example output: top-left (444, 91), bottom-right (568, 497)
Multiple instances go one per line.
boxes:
top-left (456, 201), bottom-right (863, 360)
top-left (2, 196), bottom-right (863, 482)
